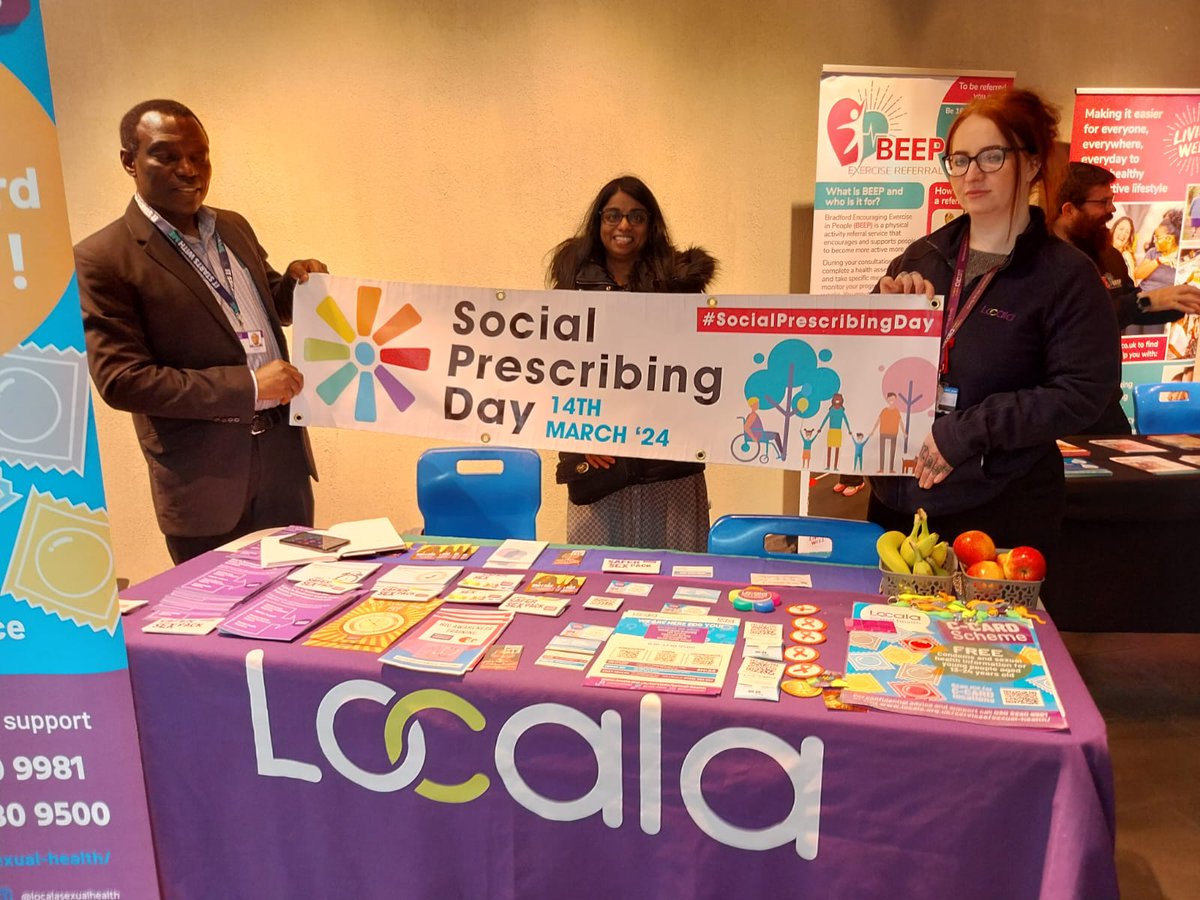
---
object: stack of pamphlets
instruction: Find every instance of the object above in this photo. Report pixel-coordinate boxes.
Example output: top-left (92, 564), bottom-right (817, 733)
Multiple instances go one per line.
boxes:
top-left (734, 657), bottom-right (787, 701)
top-left (378, 607), bottom-right (514, 675)
top-left (303, 598), bottom-right (443, 652)
top-left (839, 601), bottom-right (1066, 729)
top-left (584, 611), bottom-right (740, 695)
top-left (482, 540), bottom-right (548, 570)
top-left (535, 622), bottom-right (614, 670)
top-left (218, 580), bottom-right (364, 641)
top-left (147, 541), bottom-right (290, 622)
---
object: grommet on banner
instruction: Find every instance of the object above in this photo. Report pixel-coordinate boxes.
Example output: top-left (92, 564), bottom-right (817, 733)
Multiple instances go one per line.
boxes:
top-left (496, 290), bottom-right (506, 301)
top-left (706, 296), bottom-right (719, 307)
top-left (292, 412), bottom-right (304, 424)
top-left (929, 296), bottom-right (942, 310)
top-left (480, 433), bottom-right (492, 443)
top-left (696, 450), bottom-right (707, 461)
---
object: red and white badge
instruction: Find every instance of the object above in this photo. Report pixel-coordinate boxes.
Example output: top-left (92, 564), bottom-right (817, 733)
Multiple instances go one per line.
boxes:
top-left (784, 645), bottom-right (820, 663)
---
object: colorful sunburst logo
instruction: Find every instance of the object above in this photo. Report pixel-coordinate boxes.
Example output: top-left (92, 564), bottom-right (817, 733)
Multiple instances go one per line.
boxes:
top-left (303, 285), bottom-right (430, 422)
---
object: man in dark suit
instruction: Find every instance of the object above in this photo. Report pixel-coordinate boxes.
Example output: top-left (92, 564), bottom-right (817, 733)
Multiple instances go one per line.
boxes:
top-left (76, 99), bottom-right (325, 563)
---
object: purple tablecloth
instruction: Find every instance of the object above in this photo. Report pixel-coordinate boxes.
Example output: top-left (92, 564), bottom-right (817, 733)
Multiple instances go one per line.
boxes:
top-left (121, 543), bottom-right (1117, 899)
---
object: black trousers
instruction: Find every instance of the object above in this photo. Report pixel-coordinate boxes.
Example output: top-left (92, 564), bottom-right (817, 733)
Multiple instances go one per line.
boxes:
top-left (165, 423), bottom-right (314, 564)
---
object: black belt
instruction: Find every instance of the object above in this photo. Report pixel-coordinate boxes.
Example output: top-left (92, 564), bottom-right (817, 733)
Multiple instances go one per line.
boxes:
top-left (250, 405), bottom-right (290, 436)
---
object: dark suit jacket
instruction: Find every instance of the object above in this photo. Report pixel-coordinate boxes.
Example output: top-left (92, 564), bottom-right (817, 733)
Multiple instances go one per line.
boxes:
top-left (75, 199), bottom-right (316, 536)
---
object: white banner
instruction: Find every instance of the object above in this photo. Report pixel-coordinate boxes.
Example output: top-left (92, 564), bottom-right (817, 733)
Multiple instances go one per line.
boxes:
top-left (291, 275), bottom-right (942, 477)
top-left (812, 65), bottom-right (1014, 294)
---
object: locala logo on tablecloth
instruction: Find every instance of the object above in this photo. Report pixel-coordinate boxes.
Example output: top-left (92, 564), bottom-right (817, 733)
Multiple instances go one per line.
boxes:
top-left (244, 650), bottom-right (824, 858)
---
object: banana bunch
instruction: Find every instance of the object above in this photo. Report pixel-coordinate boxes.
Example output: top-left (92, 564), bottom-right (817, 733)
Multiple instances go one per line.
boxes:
top-left (876, 508), bottom-right (951, 576)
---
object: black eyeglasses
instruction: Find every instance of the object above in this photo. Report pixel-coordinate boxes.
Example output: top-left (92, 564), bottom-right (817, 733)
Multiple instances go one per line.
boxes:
top-left (600, 208), bottom-right (649, 226)
top-left (1079, 197), bottom-right (1116, 209)
top-left (940, 145), bottom-right (1020, 177)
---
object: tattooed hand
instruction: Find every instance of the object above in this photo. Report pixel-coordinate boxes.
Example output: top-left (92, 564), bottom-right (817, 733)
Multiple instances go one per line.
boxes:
top-left (914, 434), bottom-right (953, 489)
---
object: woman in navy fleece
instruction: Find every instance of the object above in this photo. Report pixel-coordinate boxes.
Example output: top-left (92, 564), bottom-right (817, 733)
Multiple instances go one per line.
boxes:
top-left (865, 89), bottom-right (1119, 560)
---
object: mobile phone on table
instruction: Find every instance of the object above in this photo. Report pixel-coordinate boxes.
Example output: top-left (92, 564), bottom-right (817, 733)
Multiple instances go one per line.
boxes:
top-left (279, 531), bottom-right (350, 552)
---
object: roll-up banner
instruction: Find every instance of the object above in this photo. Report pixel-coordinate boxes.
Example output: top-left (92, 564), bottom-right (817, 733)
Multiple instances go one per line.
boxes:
top-left (812, 65), bottom-right (1014, 294)
top-left (1071, 88), bottom-right (1200, 422)
top-left (0, 2), bottom-right (160, 896)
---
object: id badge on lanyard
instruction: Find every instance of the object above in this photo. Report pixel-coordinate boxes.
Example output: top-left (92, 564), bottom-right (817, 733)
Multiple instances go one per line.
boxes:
top-left (937, 228), bottom-right (1000, 415)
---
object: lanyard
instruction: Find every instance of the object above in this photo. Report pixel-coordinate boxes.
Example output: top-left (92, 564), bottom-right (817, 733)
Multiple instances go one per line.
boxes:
top-left (940, 226), bottom-right (1002, 376)
top-left (144, 206), bottom-right (242, 320)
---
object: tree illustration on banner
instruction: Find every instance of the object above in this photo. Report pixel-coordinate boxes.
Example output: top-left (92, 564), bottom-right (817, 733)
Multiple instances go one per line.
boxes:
top-left (880, 356), bottom-right (936, 453)
top-left (743, 339), bottom-right (841, 460)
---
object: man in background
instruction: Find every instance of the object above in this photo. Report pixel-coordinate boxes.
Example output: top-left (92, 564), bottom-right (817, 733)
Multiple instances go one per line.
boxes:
top-left (76, 99), bottom-right (326, 562)
top-left (1053, 162), bottom-right (1200, 331)
top-left (1052, 162), bottom-right (1200, 433)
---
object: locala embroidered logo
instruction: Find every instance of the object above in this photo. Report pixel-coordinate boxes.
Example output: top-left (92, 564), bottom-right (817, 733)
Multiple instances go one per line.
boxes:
top-left (303, 284), bottom-right (431, 422)
top-left (245, 650), bottom-right (825, 858)
top-left (982, 306), bottom-right (1016, 322)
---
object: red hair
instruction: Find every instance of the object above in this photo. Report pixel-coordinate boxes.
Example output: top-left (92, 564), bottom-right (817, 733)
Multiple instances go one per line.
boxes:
top-left (946, 88), bottom-right (1061, 226)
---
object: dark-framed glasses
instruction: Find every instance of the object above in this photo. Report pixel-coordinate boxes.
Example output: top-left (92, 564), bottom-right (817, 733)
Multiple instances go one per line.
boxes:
top-left (600, 208), bottom-right (649, 226)
top-left (940, 145), bottom-right (1018, 177)
top-left (1080, 197), bottom-right (1116, 210)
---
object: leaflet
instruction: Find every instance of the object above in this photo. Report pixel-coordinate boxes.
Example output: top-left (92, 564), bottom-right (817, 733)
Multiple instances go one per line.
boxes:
top-left (303, 597), bottom-right (443, 652)
top-left (457, 572), bottom-right (527, 592)
top-left (482, 539), bottom-right (548, 570)
top-left (601, 558), bottom-right (662, 575)
top-left (734, 657), bottom-right (787, 701)
top-left (375, 564), bottom-right (463, 586)
top-left (368, 583), bottom-right (443, 603)
top-left (839, 601), bottom-right (1067, 729)
top-left (378, 608), bottom-right (514, 675)
top-left (149, 543), bottom-right (290, 619)
top-left (441, 586), bottom-right (513, 605)
top-left (411, 543), bottom-right (479, 561)
top-left (525, 573), bottom-right (587, 594)
top-left (583, 611), bottom-right (740, 695)
top-left (218, 580), bottom-right (363, 641)
top-left (498, 593), bottom-right (570, 617)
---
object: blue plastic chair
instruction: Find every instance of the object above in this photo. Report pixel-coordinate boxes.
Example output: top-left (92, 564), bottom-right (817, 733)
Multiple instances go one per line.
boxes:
top-left (1133, 383), bottom-right (1200, 435)
top-left (416, 447), bottom-right (541, 540)
top-left (707, 514), bottom-right (884, 566)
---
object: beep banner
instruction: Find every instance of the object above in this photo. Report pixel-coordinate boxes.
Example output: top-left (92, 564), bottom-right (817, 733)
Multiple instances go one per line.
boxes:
top-left (0, 3), bottom-right (159, 896)
top-left (291, 276), bottom-right (942, 478)
top-left (812, 65), bottom-right (1014, 294)
top-left (1071, 88), bottom-right (1200, 418)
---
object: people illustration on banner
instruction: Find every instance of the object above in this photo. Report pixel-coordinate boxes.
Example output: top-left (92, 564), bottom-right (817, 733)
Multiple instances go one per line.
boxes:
top-left (741, 396), bottom-right (785, 461)
top-left (817, 392), bottom-right (850, 468)
top-left (871, 392), bottom-right (908, 473)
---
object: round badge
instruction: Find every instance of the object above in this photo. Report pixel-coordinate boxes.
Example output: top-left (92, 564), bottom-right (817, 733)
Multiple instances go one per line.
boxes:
top-left (738, 587), bottom-right (782, 607)
top-left (752, 599), bottom-right (777, 613)
top-left (784, 645), bottom-right (820, 663)
top-left (790, 629), bottom-right (827, 645)
top-left (780, 679), bottom-right (823, 698)
top-left (786, 603), bottom-right (821, 616)
top-left (731, 597), bottom-right (754, 612)
top-left (786, 661), bottom-right (824, 679)
top-left (791, 616), bottom-right (827, 632)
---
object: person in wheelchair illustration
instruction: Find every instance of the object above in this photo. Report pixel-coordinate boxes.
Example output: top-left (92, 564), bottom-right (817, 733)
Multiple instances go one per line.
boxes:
top-left (732, 397), bottom-right (785, 462)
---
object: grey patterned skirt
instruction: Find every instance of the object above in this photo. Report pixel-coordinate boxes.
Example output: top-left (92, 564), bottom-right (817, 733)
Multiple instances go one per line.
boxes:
top-left (565, 472), bottom-right (710, 552)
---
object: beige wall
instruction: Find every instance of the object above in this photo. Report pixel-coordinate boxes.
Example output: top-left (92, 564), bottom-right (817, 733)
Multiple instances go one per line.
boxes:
top-left (40, 0), bottom-right (1195, 582)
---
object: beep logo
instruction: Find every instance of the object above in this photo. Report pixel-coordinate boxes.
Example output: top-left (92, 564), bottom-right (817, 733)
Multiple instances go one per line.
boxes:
top-left (826, 96), bottom-right (891, 167)
top-left (246, 650), bottom-right (825, 857)
top-left (825, 87), bottom-right (945, 170)
top-left (302, 284), bottom-right (431, 422)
